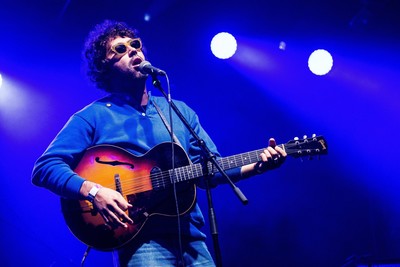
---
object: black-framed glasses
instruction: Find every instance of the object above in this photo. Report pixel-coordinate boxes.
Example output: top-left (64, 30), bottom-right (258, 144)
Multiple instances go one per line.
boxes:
top-left (110, 38), bottom-right (142, 55)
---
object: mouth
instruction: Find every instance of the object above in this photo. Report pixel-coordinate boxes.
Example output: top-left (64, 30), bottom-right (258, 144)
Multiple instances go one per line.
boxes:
top-left (132, 57), bottom-right (143, 69)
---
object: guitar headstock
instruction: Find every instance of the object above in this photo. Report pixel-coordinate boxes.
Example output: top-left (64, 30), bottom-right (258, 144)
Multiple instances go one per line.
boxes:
top-left (283, 134), bottom-right (328, 159)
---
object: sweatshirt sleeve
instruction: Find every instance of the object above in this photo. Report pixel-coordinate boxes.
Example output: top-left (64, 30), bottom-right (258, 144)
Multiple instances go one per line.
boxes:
top-left (31, 114), bottom-right (94, 199)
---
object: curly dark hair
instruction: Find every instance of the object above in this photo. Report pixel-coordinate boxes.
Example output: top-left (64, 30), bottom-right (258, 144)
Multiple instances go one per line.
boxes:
top-left (82, 20), bottom-right (139, 91)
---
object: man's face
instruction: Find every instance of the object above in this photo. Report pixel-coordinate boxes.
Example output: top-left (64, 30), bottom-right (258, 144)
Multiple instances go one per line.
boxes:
top-left (105, 36), bottom-right (147, 80)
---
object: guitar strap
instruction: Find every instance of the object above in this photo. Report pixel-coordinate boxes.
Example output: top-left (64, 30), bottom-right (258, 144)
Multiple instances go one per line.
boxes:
top-left (153, 100), bottom-right (183, 147)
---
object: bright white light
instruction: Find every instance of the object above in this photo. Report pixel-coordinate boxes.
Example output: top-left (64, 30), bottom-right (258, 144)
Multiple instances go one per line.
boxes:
top-left (279, 41), bottom-right (286, 50)
top-left (308, 49), bottom-right (333, 76)
top-left (0, 78), bottom-right (30, 121)
top-left (210, 32), bottom-right (237, 59)
top-left (0, 74), bottom-right (2, 88)
top-left (0, 77), bottom-right (48, 140)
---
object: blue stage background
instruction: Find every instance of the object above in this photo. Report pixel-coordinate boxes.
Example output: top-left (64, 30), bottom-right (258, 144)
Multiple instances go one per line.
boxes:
top-left (1, 1), bottom-right (399, 266)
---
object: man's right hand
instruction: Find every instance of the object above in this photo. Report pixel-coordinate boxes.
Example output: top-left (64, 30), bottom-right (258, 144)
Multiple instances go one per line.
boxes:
top-left (80, 181), bottom-right (133, 227)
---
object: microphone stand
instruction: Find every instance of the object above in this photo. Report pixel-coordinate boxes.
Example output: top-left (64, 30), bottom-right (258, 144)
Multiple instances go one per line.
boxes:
top-left (150, 75), bottom-right (248, 267)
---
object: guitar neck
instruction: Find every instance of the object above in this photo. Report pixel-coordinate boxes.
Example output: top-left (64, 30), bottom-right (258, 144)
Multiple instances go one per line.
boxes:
top-left (169, 135), bottom-right (327, 185)
top-left (210, 147), bottom-right (269, 173)
top-left (169, 146), bottom-right (280, 184)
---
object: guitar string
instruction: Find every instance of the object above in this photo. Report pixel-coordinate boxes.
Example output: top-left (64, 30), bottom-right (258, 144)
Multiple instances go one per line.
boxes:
top-left (116, 140), bottom-right (324, 191)
top-left (78, 140), bottom-right (324, 209)
top-left (101, 141), bottom-right (320, 192)
top-left (90, 143), bottom-right (315, 193)
top-left (78, 152), bottom-right (259, 210)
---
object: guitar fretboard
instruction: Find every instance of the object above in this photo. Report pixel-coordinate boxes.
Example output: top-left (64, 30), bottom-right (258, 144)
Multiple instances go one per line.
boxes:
top-left (166, 147), bottom-right (273, 186)
top-left (211, 148), bottom-right (266, 173)
top-left (162, 136), bottom-right (327, 188)
top-left (168, 163), bottom-right (204, 184)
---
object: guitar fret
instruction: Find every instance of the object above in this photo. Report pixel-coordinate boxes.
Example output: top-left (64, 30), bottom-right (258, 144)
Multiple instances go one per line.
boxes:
top-left (177, 167), bottom-right (182, 182)
top-left (186, 166), bottom-right (191, 181)
top-left (179, 167), bottom-right (184, 182)
top-left (168, 169), bottom-right (174, 185)
top-left (212, 150), bottom-right (262, 173)
top-left (239, 154), bottom-right (245, 166)
top-left (227, 157), bottom-right (233, 167)
top-left (243, 151), bottom-right (251, 165)
top-left (161, 173), bottom-right (166, 188)
top-left (182, 166), bottom-right (188, 181)
top-left (196, 164), bottom-right (203, 178)
top-left (169, 163), bottom-right (203, 184)
top-left (182, 166), bottom-right (186, 181)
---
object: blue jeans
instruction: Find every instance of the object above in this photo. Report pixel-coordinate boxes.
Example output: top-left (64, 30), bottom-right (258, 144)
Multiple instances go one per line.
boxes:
top-left (118, 238), bottom-right (216, 267)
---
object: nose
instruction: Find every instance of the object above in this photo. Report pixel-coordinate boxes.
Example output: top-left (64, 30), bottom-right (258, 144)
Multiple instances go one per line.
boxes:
top-left (127, 46), bottom-right (138, 57)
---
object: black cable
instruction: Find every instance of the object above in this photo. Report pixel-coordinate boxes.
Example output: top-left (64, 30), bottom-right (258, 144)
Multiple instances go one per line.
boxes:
top-left (80, 246), bottom-right (91, 267)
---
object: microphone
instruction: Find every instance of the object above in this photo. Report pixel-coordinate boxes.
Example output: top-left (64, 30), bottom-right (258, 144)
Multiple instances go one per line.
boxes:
top-left (138, 61), bottom-right (166, 76)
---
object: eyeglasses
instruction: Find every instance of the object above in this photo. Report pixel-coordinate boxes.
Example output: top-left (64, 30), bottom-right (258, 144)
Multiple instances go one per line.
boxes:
top-left (110, 38), bottom-right (142, 55)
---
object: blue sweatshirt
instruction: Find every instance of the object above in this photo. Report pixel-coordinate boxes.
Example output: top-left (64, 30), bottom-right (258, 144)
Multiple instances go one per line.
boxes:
top-left (32, 92), bottom-right (242, 241)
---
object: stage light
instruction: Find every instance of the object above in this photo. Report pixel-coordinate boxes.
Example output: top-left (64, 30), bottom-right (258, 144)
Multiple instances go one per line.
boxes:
top-left (210, 32), bottom-right (237, 59)
top-left (308, 49), bottom-right (333, 75)
top-left (279, 41), bottom-right (286, 50)
top-left (0, 76), bottom-right (47, 140)
top-left (144, 13), bottom-right (151, 22)
top-left (0, 77), bottom-right (28, 117)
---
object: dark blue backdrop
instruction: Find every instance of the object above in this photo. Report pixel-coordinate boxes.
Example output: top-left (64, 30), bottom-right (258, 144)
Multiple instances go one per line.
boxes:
top-left (1, 1), bottom-right (399, 266)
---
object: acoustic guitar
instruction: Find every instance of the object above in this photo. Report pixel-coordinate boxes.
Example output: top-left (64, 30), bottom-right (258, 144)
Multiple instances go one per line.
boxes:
top-left (60, 135), bottom-right (327, 250)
